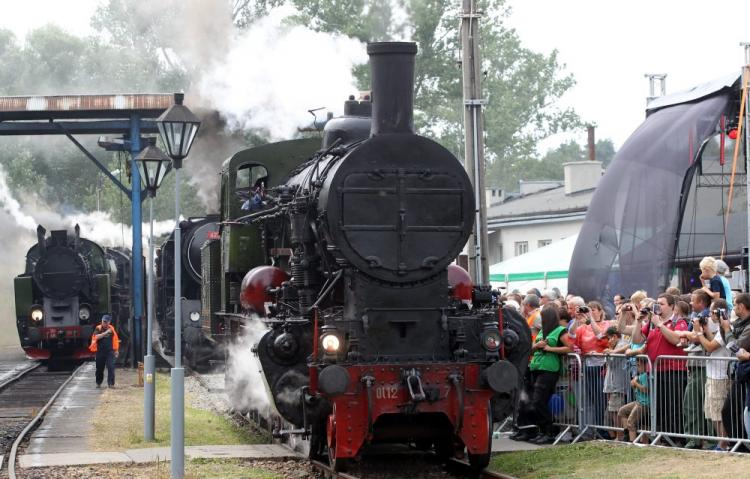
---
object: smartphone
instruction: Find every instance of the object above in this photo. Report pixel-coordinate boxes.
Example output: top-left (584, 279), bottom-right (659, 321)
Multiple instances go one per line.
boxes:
top-left (652, 303), bottom-right (661, 315)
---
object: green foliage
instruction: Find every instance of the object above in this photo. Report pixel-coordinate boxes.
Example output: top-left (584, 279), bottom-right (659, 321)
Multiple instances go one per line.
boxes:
top-left (493, 138), bottom-right (617, 189)
top-left (232, 0), bottom-right (588, 189)
top-left (0, 0), bottom-right (619, 229)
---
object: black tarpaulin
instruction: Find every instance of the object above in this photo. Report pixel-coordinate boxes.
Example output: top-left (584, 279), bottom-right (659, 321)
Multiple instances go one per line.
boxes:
top-left (568, 92), bottom-right (732, 301)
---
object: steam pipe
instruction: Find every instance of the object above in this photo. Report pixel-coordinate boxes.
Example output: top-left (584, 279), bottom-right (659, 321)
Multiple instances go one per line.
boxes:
top-left (367, 42), bottom-right (417, 136)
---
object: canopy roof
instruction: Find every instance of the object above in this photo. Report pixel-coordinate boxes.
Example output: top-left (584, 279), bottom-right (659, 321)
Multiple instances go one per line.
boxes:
top-left (569, 72), bottom-right (737, 302)
top-left (490, 235), bottom-right (577, 282)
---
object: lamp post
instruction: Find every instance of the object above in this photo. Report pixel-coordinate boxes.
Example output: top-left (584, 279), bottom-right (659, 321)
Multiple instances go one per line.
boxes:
top-left (135, 145), bottom-right (172, 442)
top-left (156, 92), bottom-right (201, 479)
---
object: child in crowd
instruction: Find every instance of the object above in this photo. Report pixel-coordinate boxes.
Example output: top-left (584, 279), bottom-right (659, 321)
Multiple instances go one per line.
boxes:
top-left (603, 326), bottom-right (629, 435)
top-left (617, 357), bottom-right (650, 442)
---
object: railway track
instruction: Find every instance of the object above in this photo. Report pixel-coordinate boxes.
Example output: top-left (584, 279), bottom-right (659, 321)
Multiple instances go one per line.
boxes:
top-left (189, 367), bottom-right (520, 479)
top-left (0, 362), bottom-right (82, 478)
top-left (310, 456), bottom-right (519, 479)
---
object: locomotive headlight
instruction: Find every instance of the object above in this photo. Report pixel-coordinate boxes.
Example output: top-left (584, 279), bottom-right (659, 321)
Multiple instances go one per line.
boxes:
top-left (321, 334), bottom-right (341, 354)
top-left (78, 306), bottom-right (91, 321)
top-left (30, 306), bottom-right (44, 324)
top-left (481, 330), bottom-right (501, 352)
top-left (190, 311), bottom-right (201, 322)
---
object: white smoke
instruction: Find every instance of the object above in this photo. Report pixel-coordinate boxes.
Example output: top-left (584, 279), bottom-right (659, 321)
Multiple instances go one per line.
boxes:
top-left (225, 315), bottom-right (273, 412)
top-left (194, 5), bottom-right (367, 140)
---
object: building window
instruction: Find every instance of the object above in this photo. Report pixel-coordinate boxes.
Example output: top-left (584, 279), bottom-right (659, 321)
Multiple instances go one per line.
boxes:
top-left (538, 239), bottom-right (552, 248)
top-left (514, 241), bottom-right (528, 256)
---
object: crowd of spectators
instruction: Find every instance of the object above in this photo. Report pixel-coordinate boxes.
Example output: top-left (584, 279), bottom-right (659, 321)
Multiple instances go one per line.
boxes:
top-left (502, 256), bottom-right (750, 450)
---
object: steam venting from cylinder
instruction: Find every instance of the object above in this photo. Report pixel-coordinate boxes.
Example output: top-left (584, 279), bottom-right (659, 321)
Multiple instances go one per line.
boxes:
top-left (367, 42), bottom-right (417, 136)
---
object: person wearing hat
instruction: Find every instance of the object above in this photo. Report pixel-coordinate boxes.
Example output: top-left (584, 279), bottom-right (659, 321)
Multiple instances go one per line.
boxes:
top-left (89, 315), bottom-right (120, 388)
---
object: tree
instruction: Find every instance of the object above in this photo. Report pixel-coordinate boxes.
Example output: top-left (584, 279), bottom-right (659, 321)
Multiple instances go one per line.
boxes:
top-left (233, 0), bottom-right (583, 190)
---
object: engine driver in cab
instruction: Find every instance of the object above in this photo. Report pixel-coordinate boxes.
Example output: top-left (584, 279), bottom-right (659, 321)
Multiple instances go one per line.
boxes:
top-left (89, 315), bottom-right (120, 388)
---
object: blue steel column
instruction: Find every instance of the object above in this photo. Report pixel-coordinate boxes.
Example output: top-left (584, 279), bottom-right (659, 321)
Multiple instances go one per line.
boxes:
top-left (130, 115), bottom-right (143, 365)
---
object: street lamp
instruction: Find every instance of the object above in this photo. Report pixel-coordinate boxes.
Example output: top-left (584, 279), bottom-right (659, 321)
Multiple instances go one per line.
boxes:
top-left (157, 92), bottom-right (200, 479)
top-left (135, 145), bottom-right (171, 442)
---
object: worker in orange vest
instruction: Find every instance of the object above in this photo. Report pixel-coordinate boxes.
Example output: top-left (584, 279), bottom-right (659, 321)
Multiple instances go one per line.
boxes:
top-left (89, 315), bottom-right (120, 388)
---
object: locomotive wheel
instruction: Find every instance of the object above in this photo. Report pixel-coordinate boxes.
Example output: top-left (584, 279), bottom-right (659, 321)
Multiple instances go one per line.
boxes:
top-left (326, 413), bottom-right (349, 471)
top-left (467, 402), bottom-right (492, 473)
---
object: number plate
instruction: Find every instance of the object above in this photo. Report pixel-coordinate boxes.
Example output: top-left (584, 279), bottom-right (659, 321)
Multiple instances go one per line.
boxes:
top-left (375, 384), bottom-right (399, 399)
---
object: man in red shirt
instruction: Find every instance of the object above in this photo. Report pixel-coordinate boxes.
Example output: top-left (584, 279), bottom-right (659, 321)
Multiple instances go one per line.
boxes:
top-left (632, 293), bottom-right (688, 439)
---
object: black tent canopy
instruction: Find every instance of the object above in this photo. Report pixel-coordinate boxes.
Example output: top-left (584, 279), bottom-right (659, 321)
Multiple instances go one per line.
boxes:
top-left (568, 73), bottom-right (744, 302)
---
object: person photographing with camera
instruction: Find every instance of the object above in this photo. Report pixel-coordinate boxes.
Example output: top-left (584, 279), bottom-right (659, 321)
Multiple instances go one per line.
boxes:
top-left (681, 290), bottom-right (712, 448)
top-left (720, 293), bottom-right (750, 439)
top-left (89, 315), bottom-right (120, 389)
top-left (569, 300), bottom-right (611, 437)
top-left (691, 298), bottom-right (731, 450)
top-left (631, 293), bottom-right (688, 441)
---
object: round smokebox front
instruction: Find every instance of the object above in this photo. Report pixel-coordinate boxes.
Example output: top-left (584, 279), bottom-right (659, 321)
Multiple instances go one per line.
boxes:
top-left (323, 134), bottom-right (474, 284)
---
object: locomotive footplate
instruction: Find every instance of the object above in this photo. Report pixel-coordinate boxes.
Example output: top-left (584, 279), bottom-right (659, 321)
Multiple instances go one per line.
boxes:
top-left (316, 362), bottom-right (498, 461)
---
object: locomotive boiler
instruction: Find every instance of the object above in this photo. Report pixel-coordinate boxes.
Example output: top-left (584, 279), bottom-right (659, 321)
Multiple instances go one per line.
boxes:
top-left (240, 42), bottom-right (530, 471)
top-left (14, 225), bottom-right (132, 361)
top-left (155, 215), bottom-right (220, 368)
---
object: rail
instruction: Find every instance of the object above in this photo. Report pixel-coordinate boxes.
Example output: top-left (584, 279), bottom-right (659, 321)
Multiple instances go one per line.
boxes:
top-left (7, 363), bottom-right (84, 479)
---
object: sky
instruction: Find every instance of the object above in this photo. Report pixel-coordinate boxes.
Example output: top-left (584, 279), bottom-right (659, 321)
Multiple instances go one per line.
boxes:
top-left (2, 0), bottom-right (750, 149)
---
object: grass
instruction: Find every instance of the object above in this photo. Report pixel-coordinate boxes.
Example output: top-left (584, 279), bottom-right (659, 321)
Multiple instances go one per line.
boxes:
top-left (490, 442), bottom-right (750, 479)
top-left (152, 458), bottom-right (286, 479)
top-left (90, 369), bottom-right (264, 450)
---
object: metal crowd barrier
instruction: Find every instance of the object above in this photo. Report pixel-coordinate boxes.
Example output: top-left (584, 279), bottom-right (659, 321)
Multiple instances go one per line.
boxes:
top-left (550, 353), bottom-right (584, 444)
top-left (499, 351), bottom-right (750, 451)
top-left (650, 355), bottom-right (750, 451)
top-left (569, 353), bottom-right (653, 443)
top-left (555, 353), bottom-right (749, 450)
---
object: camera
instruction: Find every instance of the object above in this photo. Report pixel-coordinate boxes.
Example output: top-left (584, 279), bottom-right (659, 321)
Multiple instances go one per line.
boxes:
top-left (652, 303), bottom-right (661, 315)
top-left (712, 308), bottom-right (727, 321)
top-left (697, 312), bottom-right (710, 326)
top-left (639, 306), bottom-right (651, 316)
top-left (728, 341), bottom-right (740, 355)
top-left (577, 306), bottom-right (590, 314)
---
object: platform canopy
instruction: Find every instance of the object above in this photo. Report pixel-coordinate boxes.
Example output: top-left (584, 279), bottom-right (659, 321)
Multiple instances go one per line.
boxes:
top-left (489, 235), bottom-right (577, 293)
top-left (0, 93), bottom-right (174, 135)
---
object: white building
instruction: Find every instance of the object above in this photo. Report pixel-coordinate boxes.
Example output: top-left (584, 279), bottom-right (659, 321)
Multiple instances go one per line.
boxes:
top-left (486, 161), bottom-right (602, 266)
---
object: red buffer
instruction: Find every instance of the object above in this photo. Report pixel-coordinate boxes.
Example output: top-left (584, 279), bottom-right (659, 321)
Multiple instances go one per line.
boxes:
top-left (447, 264), bottom-right (473, 302)
top-left (240, 266), bottom-right (290, 315)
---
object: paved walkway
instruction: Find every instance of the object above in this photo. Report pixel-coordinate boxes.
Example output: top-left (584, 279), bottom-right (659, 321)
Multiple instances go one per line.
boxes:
top-left (20, 444), bottom-right (300, 467)
top-left (492, 435), bottom-right (543, 452)
top-left (25, 362), bottom-right (102, 455)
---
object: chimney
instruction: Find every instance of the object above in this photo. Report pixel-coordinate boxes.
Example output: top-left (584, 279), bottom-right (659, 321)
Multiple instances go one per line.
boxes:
top-left (563, 161), bottom-right (602, 195)
top-left (37, 225), bottom-right (46, 255)
top-left (367, 42), bottom-right (417, 135)
top-left (587, 125), bottom-right (596, 161)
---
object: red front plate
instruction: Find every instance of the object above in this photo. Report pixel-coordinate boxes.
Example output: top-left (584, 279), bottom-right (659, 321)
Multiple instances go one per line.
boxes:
top-left (320, 363), bottom-right (493, 460)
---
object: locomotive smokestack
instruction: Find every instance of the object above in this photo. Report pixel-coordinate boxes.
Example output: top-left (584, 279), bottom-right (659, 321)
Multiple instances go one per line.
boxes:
top-left (74, 224), bottom-right (80, 251)
top-left (37, 225), bottom-right (46, 255)
top-left (367, 42), bottom-right (417, 135)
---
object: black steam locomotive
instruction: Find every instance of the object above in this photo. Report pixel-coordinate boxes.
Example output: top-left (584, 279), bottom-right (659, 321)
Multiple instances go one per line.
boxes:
top-left (236, 43), bottom-right (530, 471)
top-left (155, 215), bottom-right (220, 368)
top-left (14, 225), bottom-right (132, 361)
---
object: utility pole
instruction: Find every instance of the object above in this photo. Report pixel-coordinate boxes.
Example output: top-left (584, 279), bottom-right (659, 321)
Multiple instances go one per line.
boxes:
top-left (460, 0), bottom-right (489, 284)
top-left (742, 42), bottom-right (750, 292)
